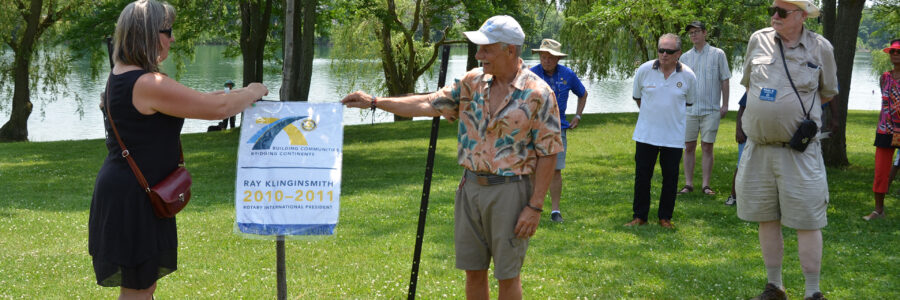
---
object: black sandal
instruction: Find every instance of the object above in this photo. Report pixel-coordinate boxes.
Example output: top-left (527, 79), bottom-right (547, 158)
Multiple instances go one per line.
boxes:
top-left (677, 185), bottom-right (693, 195)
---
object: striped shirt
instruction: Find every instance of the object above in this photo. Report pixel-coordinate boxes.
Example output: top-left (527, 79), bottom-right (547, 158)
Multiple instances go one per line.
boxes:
top-left (680, 43), bottom-right (731, 116)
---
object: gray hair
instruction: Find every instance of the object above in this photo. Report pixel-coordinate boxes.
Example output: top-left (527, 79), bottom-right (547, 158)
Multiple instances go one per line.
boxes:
top-left (658, 33), bottom-right (682, 50)
top-left (113, 0), bottom-right (175, 72)
top-left (499, 42), bottom-right (522, 57)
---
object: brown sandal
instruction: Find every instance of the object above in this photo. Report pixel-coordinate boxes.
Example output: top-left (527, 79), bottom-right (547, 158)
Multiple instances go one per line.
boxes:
top-left (677, 185), bottom-right (693, 195)
top-left (702, 186), bottom-right (716, 195)
top-left (863, 211), bottom-right (884, 221)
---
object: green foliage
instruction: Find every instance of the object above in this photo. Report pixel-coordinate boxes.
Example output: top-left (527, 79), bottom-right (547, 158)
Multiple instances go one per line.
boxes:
top-left (0, 0), bottom-right (91, 116)
top-left (1, 111), bottom-right (899, 298)
top-left (871, 50), bottom-right (892, 78)
top-left (560, 0), bottom-right (771, 80)
top-left (330, 0), bottom-right (457, 99)
top-left (329, 7), bottom-right (385, 96)
top-left (524, 0), bottom-right (565, 48)
top-left (858, 4), bottom-right (897, 51)
top-left (871, 0), bottom-right (900, 41)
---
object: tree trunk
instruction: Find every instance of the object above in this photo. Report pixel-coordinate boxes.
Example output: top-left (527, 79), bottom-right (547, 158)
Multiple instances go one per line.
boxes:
top-left (467, 42), bottom-right (478, 71)
top-left (821, 0), bottom-right (865, 168)
top-left (0, 0), bottom-right (43, 142)
top-left (376, 6), bottom-right (410, 121)
top-left (821, 0), bottom-right (836, 41)
top-left (281, 0), bottom-right (317, 101)
top-left (0, 48), bottom-right (35, 142)
top-left (240, 0), bottom-right (274, 88)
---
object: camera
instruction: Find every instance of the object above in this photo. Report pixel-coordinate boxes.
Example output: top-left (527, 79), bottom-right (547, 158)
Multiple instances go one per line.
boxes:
top-left (789, 119), bottom-right (818, 152)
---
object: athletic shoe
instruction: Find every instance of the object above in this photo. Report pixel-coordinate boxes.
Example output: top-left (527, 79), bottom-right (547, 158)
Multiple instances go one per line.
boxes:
top-left (550, 211), bottom-right (563, 222)
top-left (725, 195), bottom-right (737, 206)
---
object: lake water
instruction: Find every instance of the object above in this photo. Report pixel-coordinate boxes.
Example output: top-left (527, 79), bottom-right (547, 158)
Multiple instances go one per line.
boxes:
top-left (0, 46), bottom-right (883, 142)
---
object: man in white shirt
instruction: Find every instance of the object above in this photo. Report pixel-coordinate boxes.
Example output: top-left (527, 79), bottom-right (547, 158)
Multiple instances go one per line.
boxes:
top-left (626, 33), bottom-right (697, 229)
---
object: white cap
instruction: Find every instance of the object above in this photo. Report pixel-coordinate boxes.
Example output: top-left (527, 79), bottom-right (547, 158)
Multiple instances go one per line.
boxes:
top-left (777, 0), bottom-right (820, 18)
top-left (463, 15), bottom-right (525, 46)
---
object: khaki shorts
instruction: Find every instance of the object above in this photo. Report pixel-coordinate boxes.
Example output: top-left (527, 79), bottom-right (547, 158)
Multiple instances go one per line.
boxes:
top-left (735, 140), bottom-right (829, 230)
top-left (455, 171), bottom-right (532, 280)
top-left (685, 113), bottom-right (721, 143)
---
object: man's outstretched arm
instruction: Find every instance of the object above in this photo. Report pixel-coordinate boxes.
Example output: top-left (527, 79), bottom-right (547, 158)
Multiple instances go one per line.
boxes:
top-left (341, 90), bottom-right (443, 118)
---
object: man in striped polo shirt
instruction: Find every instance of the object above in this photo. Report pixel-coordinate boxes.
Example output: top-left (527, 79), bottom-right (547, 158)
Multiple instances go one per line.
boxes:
top-left (678, 21), bottom-right (731, 197)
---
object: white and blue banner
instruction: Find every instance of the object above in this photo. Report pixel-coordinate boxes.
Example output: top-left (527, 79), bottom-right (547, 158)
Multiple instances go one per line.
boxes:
top-left (235, 102), bottom-right (343, 236)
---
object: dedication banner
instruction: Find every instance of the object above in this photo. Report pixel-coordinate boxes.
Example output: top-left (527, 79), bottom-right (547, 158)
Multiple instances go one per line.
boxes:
top-left (235, 102), bottom-right (343, 236)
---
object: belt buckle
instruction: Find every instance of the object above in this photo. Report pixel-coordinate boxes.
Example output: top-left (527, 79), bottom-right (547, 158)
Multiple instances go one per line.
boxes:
top-left (476, 176), bottom-right (490, 186)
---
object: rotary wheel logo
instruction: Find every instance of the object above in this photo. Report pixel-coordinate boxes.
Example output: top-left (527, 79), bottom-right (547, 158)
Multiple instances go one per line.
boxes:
top-left (300, 118), bottom-right (317, 131)
top-left (676, 82), bottom-right (683, 88)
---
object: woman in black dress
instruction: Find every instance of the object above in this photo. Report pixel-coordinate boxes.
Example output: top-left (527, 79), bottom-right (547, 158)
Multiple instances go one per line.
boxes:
top-left (89, 1), bottom-right (267, 298)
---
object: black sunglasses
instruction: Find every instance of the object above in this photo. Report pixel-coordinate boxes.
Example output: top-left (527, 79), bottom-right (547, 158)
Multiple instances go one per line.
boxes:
top-left (890, 49), bottom-right (900, 55)
top-left (658, 48), bottom-right (679, 55)
top-left (768, 6), bottom-right (802, 18)
top-left (159, 28), bottom-right (172, 38)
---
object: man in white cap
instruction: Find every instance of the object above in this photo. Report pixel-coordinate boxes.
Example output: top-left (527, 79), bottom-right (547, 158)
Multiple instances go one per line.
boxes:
top-left (738, 1), bottom-right (837, 299)
top-left (530, 38), bottom-right (588, 223)
top-left (341, 15), bottom-right (562, 299)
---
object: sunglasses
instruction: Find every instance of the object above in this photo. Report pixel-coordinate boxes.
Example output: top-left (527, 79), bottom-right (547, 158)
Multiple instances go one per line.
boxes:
top-left (891, 49), bottom-right (900, 55)
top-left (159, 28), bottom-right (172, 38)
top-left (768, 6), bottom-right (802, 18)
top-left (658, 48), bottom-right (679, 55)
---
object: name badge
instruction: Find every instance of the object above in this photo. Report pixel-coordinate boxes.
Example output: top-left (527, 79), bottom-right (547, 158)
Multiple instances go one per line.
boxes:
top-left (760, 88), bottom-right (777, 102)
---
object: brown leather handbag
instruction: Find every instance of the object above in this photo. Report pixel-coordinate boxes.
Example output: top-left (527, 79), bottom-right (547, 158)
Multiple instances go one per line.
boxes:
top-left (104, 82), bottom-right (191, 218)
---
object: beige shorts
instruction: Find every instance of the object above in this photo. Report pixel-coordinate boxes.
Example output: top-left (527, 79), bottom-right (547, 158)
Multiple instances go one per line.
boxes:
top-left (455, 171), bottom-right (532, 280)
top-left (735, 140), bottom-right (829, 230)
top-left (685, 113), bottom-right (721, 143)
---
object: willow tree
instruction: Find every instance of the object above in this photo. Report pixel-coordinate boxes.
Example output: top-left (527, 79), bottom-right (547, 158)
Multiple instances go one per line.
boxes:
top-left (560, 0), bottom-right (774, 80)
top-left (331, 0), bottom-right (460, 121)
top-left (0, 0), bottom-right (89, 142)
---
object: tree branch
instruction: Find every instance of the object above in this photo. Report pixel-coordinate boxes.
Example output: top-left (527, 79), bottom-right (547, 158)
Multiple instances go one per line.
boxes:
top-left (415, 26), bottom-right (450, 77)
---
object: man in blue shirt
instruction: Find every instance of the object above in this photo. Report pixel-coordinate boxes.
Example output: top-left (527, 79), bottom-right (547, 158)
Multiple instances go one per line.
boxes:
top-left (530, 38), bottom-right (588, 223)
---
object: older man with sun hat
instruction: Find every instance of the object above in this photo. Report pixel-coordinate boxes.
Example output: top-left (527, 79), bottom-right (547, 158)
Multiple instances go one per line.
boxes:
top-left (738, 1), bottom-right (838, 299)
top-left (530, 38), bottom-right (588, 223)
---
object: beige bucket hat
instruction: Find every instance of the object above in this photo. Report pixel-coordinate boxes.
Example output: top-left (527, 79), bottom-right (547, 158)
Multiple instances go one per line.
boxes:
top-left (531, 39), bottom-right (567, 57)
top-left (778, 0), bottom-right (820, 18)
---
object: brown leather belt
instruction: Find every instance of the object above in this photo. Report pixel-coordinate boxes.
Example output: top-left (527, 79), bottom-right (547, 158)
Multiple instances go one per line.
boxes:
top-left (464, 170), bottom-right (528, 186)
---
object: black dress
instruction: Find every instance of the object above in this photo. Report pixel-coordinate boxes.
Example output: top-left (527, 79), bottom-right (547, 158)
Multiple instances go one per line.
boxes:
top-left (89, 70), bottom-right (183, 289)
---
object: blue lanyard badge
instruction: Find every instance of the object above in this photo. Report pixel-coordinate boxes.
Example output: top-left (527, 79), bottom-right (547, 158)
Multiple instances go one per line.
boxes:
top-left (760, 88), bottom-right (777, 102)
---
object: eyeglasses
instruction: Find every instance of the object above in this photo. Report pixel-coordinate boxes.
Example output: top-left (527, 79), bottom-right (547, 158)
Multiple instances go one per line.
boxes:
top-left (658, 48), bottom-right (679, 55)
top-left (159, 29), bottom-right (172, 38)
top-left (890, 49), bottom-right (900, 55)
top-left (768, 6), bottom-right (802, 18)
top-left (688, 30), bottom-right (703, 36)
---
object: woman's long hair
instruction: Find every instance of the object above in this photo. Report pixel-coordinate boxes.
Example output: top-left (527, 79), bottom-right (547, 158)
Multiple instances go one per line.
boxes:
top-left (112, 0), bottom-right (175, 72)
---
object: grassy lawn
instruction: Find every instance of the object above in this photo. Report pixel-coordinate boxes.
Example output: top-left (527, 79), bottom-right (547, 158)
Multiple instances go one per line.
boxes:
top-left (0, 110), bottom-right (897, 299)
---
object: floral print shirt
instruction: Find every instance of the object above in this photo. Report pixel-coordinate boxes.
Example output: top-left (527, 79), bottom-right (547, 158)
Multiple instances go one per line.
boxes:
top-left (427, 59), bottom-right (563, 176)
top-left (877, 71), bottom-right (900, 136)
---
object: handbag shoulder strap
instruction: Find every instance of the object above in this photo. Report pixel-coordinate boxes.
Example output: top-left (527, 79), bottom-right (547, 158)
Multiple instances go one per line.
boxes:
top-left (104, 76), bottom-right (184, 194)
top-left (776, 37), bottom-right (812, 120)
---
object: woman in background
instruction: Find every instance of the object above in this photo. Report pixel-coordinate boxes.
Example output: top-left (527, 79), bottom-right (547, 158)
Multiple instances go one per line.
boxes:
top-left (867, 38), bottom-right (900, 221)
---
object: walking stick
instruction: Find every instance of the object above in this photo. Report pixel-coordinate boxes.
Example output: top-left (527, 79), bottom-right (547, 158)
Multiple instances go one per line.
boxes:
top-left (407, 44), bottom-right (451, 300)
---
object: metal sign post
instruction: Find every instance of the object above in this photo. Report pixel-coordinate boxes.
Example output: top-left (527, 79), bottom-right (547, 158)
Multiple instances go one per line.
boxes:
top-left (407, 44), bottom-right (451, 300)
